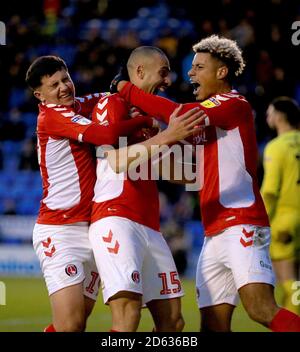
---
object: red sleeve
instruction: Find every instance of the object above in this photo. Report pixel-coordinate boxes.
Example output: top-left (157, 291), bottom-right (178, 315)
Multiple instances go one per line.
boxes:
top-left (76, 92), bottom-right (111, 118)
top-left (82, 119), bottom-right (152, 146)
top-left (92, 93), bottom-right (153, 141)
top-left (119, 82), bottom-right (252, 129)
top-left (44, 105), bottom-right (93, 141)
top-left (43, 99), bottom-right (151, 146)
top-left (82, 124), bottom-right (118, 145)
top-left (119, 82), bottom-right (178, 124)
top-left (92, 93), bottom-right (129, 125)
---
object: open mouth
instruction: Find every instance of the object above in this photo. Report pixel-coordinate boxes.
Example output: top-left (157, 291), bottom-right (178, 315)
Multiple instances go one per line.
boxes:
top-left (191, 82), bottom-right (200, 95)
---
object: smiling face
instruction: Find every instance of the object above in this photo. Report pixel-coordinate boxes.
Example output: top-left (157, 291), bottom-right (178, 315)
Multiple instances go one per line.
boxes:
top-left (188, 52), bottom-right (230, 101)
top-left (33, 69), bottom-right (75, 106)
top-left (130, 52), bottom-right (171, 95)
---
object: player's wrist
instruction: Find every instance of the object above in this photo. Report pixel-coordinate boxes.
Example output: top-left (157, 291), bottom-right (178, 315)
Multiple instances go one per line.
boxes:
top-left (157, 129), bottom-right (173, 146)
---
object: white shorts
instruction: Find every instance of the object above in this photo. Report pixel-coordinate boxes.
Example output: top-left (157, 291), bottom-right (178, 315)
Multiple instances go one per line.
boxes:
top-left (33, 222), bottom-right (100, 300)
top-left (89, 216), bottom-right (184, 304)
top-left (196, 225), bottom-right (276, 308)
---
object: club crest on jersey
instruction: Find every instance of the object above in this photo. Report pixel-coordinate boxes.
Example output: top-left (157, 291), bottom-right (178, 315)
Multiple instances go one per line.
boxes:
top-left (193, 126), bottom-right (207, 144)
top-left (65, 264), bottom-right (78, 277)
top-left (200, 97), bottom-right (220, 108)
top-left (131, 270), bottom-right (140, 284)
top-left (71, 115), bottom-right (92, 125)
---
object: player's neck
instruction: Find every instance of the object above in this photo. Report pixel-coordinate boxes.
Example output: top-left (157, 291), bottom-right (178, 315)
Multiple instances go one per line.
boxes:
top-left (277, 123), bottom-right (295, 136)
top-left (216, 82), bottom-right (232, 95)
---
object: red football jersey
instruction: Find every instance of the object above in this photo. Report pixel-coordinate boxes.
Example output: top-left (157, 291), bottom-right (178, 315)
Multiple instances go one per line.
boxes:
top-left (36, 93), bottom-right (108, 225)
top-left (119, 83), bottom-right (269, 236)
top-left (91, 93), bottom-right (160, 231)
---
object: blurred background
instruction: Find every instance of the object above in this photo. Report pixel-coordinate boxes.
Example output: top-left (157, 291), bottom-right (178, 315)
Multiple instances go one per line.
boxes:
top-left (0, 0), bottom-right (299, 331)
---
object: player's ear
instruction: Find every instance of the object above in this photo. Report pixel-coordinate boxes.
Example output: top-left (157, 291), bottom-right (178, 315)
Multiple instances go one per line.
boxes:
top-left (137, 65), bottom-right (145, 79)
top-left (217, 65), bottom-right (228, 80)
top-left (33, 89), bottom-right (44, 102)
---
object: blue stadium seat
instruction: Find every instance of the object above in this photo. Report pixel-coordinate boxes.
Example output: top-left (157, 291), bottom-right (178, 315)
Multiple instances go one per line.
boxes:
top-left (22, 113), bottom-right (37, 129)
top-left (137, 7), bottom-right (151, 18)
top-left (2, 142), bottom-right (22, 172)
top-left (9, 88), bottom-right (27, 109)
top-left (2, 141), bottom-right (22, 156)
top-left (16, 197), bottom-right (39, 215)
top-left (128, 18), bottom-right (144, 31)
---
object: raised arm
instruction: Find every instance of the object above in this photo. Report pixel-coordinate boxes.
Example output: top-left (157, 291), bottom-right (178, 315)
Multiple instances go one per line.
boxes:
top-left (116, 82), bottom-right (251, 129)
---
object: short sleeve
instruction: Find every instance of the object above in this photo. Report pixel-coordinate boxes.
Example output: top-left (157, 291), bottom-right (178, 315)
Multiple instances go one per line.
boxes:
top-left (44, 105), bottom-right (93, 142)
top-left (92, 94), bottom-right (129, 126)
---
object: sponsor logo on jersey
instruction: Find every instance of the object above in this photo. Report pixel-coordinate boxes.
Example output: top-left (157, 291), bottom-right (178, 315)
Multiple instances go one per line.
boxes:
top-left (259, 260), bottom-right (272, 271)
top-left (200, 97), bottom-right (221, 108)
top-left (71, 115), bottom-right (92, 125)
top-left (131, 270), bottom-right (140, 284)
top-left (65, 264), bottom-right (78, 277)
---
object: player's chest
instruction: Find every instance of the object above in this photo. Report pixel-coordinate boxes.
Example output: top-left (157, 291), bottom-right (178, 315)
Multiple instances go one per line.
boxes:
top-left (192, 126), bottom-right (215, 145)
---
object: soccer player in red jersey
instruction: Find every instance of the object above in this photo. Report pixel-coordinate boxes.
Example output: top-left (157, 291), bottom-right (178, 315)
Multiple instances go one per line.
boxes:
top-left (111, 35), bottom-right (300, 332)
top-left (26, 55), bottom-right (203, 332)
top-left (89, 47), bottom-right (195, 332)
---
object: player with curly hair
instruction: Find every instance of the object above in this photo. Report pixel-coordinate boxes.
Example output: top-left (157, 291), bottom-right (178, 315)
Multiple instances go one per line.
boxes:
top-left (111, 35), bottom-right (300, 332)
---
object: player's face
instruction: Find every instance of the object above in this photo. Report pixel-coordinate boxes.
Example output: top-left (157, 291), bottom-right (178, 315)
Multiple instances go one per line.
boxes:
top-left (34, 69), bottom-right (75, 106)
top-left (142, 54), bottom-right (171, 94)
top-left (188, 52), bottom-right (226, 101)
top-left (266, 104), bottom-right (277, 129)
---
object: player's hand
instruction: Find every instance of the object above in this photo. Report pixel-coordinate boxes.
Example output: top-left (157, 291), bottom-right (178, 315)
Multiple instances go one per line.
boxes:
top-left (163, 105), bottom-right (206, 143)
top-left (110, 66), bottom-right (130, 93)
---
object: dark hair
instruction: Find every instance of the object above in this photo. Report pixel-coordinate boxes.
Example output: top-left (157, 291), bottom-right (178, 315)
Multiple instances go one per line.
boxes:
top-left (271, 96), bottom-right (300, 128)
top-left (25, 55), bottom-right (68, 90)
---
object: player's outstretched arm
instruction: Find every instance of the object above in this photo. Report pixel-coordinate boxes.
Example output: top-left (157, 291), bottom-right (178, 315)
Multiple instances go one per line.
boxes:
top-left (105, 105), bottom-right (205, 173)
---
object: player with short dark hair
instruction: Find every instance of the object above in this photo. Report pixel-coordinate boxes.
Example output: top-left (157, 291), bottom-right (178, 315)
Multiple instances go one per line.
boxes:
top-left (111, 35), bottom-right (300, 332)
top-left (261, 96), bottom-right (300, 315)
top-left (26, 55), bottom-right (203, 332)
top-left (89, 46), bottom-right (192, 332)
top-left (26, 56), bottom-right (68, 90)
